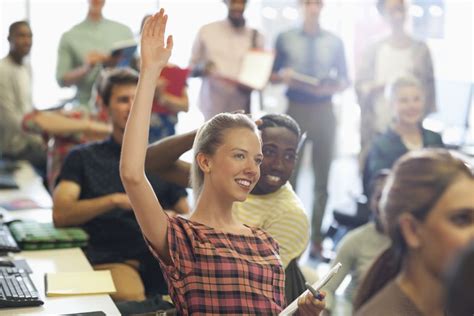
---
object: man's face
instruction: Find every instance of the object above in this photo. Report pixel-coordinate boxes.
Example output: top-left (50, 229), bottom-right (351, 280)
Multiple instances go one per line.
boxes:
top-left (9, 24), bottom-right (32, 57)
top-left (88, 0), bottom-right (105, 15)
top-left (252, 126), bottom-right (298, 195)
top-left (227, 0), bottom-right (246, 28)
top-left (301, 0), bottom-right (323, 23)
top-left (106, 84), bottom-right (136, 133)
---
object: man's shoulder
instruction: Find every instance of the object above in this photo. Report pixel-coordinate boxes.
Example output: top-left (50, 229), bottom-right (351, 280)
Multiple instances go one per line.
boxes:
top-left (68, 139), bottom-right (107, 156)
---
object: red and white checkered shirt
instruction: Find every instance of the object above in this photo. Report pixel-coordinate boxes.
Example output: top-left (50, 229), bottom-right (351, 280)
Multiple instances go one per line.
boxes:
top-left (149, 215), bottom-right (286, 315)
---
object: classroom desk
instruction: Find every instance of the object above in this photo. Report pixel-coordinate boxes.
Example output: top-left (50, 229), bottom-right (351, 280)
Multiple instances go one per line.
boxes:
top-left (0, 163), bottom-right (120, 314)
top-left (0, 248), bottom-right (120, 315)
top-left (0, 161), bottom-right (52, 210)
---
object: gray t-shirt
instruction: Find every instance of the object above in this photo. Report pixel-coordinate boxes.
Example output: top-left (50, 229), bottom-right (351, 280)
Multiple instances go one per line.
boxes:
top-left (355, 280), bottom-right (423, 316)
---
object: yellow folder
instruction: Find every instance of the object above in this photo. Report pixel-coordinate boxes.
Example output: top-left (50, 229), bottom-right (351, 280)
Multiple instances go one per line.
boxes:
top-left (45, 270), bottom-right (116, 296)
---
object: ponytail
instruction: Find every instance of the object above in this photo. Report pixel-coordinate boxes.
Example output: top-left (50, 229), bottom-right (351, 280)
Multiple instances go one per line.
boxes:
top-left (353, 245), bottom-right (403, 311)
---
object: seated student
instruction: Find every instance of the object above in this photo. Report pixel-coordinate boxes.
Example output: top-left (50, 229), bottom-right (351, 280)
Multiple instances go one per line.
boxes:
top-left (146, 113), bottom-right (310, 301)
top-left (120, 10), bottom-right (323, 315)
top-left (0, 21), bottom-right (46, 175)
top-left (444, 241), bottom-right (474, 316)
top-left (363, 76), bottom-right (444, 195)
top-left (324, 169), bottom-right (391, 313)
top-left (53, 67), bottom-right (189, 302)
top-left (353, 149), bottom-right (474, 316)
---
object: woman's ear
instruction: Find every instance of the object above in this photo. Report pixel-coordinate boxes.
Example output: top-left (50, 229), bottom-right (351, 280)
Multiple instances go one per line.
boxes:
top-left (196, 152), bottom-right (212, 173)
top-left (398, 213), bottom-right (422, 249)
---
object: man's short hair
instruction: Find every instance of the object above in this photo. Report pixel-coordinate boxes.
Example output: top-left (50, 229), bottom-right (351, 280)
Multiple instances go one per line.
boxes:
top-left (8, 21), bottom-right (30, 38)
top-left (98, 67), bottom-right (139, 106)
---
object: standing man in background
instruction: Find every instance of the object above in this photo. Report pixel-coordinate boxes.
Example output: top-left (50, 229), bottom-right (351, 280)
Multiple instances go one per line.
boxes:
top-left (56, 0), bottom-right (134, 110)
top-left (271, 0), bottom-right (349, 258)
top-left (0, 21), bottom-right (46, 176)
top-left (189, 0), bottom-right (264, 120)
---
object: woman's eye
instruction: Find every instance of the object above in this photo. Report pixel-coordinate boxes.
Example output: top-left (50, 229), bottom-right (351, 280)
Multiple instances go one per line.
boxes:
top-left (450, 212), bottom-right (474, 227)
top-left (255, 158), bottom-right (263, 165)
top-left (234, 153), bottom-right (245, 160)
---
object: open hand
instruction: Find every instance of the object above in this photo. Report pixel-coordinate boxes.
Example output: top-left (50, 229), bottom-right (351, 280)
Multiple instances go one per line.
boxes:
top-left (140, 9), bottom-right (173, 74)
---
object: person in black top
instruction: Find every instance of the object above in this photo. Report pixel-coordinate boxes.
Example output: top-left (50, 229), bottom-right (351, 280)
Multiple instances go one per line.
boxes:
top-left (52, 67), bottom-right (189, 302)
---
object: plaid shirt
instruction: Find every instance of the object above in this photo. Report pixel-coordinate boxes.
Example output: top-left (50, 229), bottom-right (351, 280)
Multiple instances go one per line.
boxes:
top-left (22, 109), bottom-right (108, 192)
top-left (149, 216), bottom-right (286, 315)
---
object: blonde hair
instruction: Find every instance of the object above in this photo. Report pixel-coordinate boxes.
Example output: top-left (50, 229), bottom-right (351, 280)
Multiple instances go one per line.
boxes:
top-left (190, 113), bottom-right (258, 199)
top-left (386, 75), bottom-right (424, 103)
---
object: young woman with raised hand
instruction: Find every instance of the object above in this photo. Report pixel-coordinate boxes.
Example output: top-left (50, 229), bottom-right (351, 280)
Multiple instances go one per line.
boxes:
top-left (354, 149), bottom-right (474, 316)
top-left (120, 10), bottom-right (324, 315)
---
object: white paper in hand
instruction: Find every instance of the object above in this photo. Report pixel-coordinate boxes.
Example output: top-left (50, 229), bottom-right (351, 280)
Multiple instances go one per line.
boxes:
top-left (279, 262), bottom-right (342, 316)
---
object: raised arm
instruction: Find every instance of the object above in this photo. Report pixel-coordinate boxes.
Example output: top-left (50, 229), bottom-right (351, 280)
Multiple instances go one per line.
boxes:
top-left (120, 10), bottom-right (174, 262)
top-left (145, 130), bottom-right (195, 188)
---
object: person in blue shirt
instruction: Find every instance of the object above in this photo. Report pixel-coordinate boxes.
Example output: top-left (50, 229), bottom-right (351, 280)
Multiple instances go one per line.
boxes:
top-left (271, 0), bottom-right (349, 258)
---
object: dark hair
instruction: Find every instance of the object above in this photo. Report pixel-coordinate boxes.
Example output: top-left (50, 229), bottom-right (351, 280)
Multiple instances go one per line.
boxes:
top-left (354, 149), bottom-right (473, 311)
top-left (8, 21), bottom-right (30, 38)
top-left (444, 242), bottom-right (474, 316)
top-left (191, 113), bottom-right (258, 198)
top-left (98, 67), bottom-right (139, 106)
top-left (258, 113), bottom-right (301, 140)
top-left (376, 0), bottom-right (406, 15)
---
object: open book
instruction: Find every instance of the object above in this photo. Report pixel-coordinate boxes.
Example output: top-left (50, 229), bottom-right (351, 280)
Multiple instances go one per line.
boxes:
top-left (237, 50), bottom-right (275, 90)
top-left (110, 38), bottom-right (137, 67)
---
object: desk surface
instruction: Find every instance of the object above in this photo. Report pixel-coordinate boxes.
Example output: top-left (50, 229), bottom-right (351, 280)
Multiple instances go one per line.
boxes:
top-left (0, 163), bottom-right (119, 314)
top-left (0, 248), bottom-right (120, 315)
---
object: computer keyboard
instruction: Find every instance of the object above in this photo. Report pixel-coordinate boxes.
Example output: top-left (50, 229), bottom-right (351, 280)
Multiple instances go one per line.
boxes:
top-left (0, 266), bottom-right (43, 307)
top-left (0, 225), bottom-right (20, 253)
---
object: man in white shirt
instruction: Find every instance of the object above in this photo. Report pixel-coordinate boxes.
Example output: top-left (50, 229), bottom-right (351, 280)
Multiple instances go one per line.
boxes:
top-left (189, 0), bottom-right (264, 119)
top-left (0, 21), bottom-right (46, 175)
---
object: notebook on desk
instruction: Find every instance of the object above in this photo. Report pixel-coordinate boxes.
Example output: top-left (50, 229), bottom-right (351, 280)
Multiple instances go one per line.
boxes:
top-left (45, 271), bottom-right (116, 297)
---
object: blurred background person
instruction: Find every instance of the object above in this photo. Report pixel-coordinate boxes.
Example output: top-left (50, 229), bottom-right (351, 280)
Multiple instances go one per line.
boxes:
top-left (0, 21), bottom-right (46, 176)
top-left (271, 0), bottom-right (349, 259)
top-left (56, 0), bottom-right (134, 110)
top-left (355, 0), bottom-right (436, 170)
top-left (324, 169), bottom-right (391, 314)
top-left (189, 0), bottom-right (264, 120)
top-left (363, 76), bottom-right (444, 196)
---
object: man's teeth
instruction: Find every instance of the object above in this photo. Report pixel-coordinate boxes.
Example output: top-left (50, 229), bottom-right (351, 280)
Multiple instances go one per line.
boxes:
top-left (236, 179), bottom-right (251, 187)
top-left (267, 175), bottom-right (281, 182)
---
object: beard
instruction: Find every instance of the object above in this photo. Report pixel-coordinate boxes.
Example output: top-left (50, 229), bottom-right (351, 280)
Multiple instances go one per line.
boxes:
top-left (228, 14), bottom-right (246, 28)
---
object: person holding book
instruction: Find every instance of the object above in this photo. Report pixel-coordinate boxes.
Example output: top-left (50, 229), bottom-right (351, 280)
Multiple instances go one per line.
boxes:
top-left (56, 0), bottom-right (134, 109)
top-left (189, 0), bottom-right (264, 120)
top-left (354, 149), bottom-right (474, 316)
top-left (271, 0), bottom-right (349, 259)
top-left (120, 10), bottom-right (324, 314)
